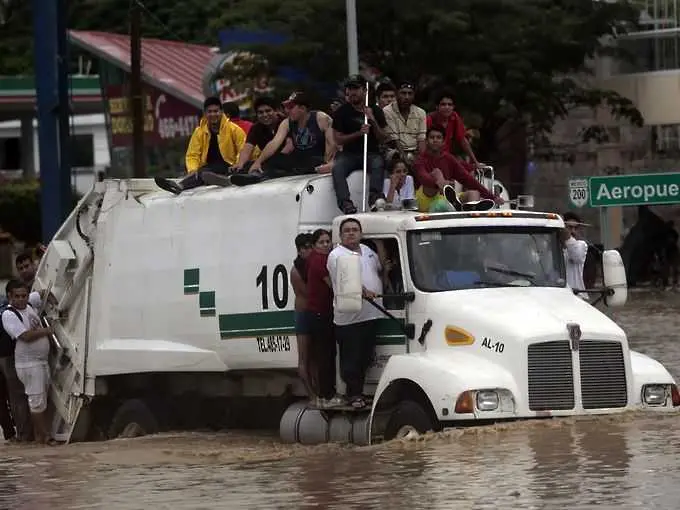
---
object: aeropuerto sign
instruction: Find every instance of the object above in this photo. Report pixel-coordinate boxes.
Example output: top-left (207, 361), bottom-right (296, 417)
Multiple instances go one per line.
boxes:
top-left (589, 172), bottom-right (680, 207)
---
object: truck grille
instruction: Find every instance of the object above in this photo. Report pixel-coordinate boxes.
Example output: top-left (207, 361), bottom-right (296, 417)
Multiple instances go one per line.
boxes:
top-left (528, 341), bottom-right (575, 411)
top-left (579, 341), bottom-right (628, 409)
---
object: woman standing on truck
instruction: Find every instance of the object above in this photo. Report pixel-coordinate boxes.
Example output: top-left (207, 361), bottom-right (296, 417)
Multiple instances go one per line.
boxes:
top-left (305, 229), bottom-right (344, 408)
top-left (291, 234), bottom-right (314, 399)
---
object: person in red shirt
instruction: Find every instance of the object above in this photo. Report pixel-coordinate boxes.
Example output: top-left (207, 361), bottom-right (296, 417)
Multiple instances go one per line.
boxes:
top-left (305, 229), bottom-right (344, 408)
top-left (426, 89), bottom-right (480, 167)
top-left (223, 102), bottom-right (253, 135)
top-left (414, 126), bottom-right (501, 212)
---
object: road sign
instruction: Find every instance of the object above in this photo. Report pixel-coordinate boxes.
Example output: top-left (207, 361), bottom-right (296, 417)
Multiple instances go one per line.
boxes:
top-left (568, 178), bottom-right (589, 208)
top-left (589, 172), bottom-right (680, 207)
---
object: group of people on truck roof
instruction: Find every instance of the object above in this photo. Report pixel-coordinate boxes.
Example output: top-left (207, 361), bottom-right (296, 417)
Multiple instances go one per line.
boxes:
top-left (154, 76), bottom-right (504, 213)
top-left (291, 218), bottom-right (389, 410)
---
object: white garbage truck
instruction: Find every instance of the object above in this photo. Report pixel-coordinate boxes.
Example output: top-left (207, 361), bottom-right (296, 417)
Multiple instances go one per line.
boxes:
top-left (34, 171), bottom-right (679, 445)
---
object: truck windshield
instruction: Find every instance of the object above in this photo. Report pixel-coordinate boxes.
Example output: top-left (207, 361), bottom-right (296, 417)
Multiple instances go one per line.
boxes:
top-left (408, 226), bottom-right (566, 292)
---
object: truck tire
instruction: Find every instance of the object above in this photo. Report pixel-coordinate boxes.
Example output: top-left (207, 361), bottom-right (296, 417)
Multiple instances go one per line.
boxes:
top-left (384, 400), bottom-right (434, 441)
top-left (108, 399), bottom-right (159, 439)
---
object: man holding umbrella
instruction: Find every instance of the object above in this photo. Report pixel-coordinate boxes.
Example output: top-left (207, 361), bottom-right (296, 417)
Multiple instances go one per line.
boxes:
top-left (331, 76), bottom-right (388, 214)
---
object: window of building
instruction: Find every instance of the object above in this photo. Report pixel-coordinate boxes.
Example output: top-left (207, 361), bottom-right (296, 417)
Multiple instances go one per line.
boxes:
top-left (0, 138), bottom-right (20, 170)
top-left (71, 134), bottom-right (95, 168)
top-left (651, 124), bottom-right (680, 154)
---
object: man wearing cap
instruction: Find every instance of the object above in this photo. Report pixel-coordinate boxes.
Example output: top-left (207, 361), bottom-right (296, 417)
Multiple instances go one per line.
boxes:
top-left (247, 91), bottom-right (335, 177)
top-left (331, 76), bottom-right (389, 214)
top-left (383, 81), bottom-right (427, 163)
top-left (154, 96), bottom-right (246, 195)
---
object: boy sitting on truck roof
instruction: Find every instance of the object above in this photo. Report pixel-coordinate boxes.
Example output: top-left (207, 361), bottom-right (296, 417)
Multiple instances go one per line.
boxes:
top-left (246, 92), bottom-right (336, 177)
top-left (232, 96), bottom-right (288, 171)
top-left (413, 126), bottom-right (501, 212)
top-left (154, 97), bottom-right (246, 195)
top-left (332, 76), bottom-right (389, 214)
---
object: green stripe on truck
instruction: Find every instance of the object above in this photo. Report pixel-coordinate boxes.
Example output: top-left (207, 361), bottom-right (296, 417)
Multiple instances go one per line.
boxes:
top-left (218, 311), bottom-right (406, 345)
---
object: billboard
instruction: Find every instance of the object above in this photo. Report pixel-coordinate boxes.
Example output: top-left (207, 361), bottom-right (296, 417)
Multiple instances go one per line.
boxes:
top-left (106, 84), bottom-right (201, 147)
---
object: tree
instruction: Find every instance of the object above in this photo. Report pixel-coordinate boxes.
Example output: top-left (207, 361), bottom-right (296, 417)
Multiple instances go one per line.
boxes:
top-left (213, 0), bottom-right (643, 162)
top-left (0, 0), bottom-right (219, 76)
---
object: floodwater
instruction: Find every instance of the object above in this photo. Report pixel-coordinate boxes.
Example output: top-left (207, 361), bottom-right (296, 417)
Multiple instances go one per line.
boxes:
top-left (2, 291), bottom-right (680, 510)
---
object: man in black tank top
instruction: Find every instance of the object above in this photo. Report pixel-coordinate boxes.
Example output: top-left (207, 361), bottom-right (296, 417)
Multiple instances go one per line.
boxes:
top-left (243, 92), bottom-right (336, 182)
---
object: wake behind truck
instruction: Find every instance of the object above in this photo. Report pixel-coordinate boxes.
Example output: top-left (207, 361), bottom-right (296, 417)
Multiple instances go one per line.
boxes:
top-left (34, 171), bottom-right (679, 445)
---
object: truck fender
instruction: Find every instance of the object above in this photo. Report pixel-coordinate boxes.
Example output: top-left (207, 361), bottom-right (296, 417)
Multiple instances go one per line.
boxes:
top-left (368, 352), bottom-right (520, 443)
top-left (629, 350), bottom-right (676, 405)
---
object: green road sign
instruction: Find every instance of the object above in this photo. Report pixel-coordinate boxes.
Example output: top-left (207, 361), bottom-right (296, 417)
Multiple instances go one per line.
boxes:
top-left (589, 172), bottom-right (680, 207)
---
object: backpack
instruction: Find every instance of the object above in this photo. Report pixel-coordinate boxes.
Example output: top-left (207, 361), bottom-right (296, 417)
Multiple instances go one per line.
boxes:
top-left (0, 305), bottom-right (23, 358)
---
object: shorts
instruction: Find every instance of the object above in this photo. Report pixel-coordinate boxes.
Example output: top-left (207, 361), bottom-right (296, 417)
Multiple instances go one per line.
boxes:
top-left (294, 311), bottom-right (313, 335)
top-left (415, 187), bottom-right (464, 212)
top-left (16, 363), bottom-right (50, 413)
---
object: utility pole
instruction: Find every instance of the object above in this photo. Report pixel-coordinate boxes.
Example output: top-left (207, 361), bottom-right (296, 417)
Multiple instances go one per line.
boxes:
top-left (345, 0), bottom-right (359, 76)
top-left (32, 0), bottom-right (72, 243)
top-left (130, 0), bottom-right (145, 178)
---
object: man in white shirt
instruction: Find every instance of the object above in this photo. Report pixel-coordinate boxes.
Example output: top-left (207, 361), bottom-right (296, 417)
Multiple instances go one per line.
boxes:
top-left (1, 280), bottom-right (54, 444)
top-left (562, 212), bottom-right (589, 300)
top-left (327, 218), bottom-right (384, 409)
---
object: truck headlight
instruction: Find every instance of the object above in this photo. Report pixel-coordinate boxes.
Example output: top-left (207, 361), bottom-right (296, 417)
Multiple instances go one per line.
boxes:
top-left (643, 384), bottom-right (667, 406)
top-left (476, 390), bottom-right (500, 411)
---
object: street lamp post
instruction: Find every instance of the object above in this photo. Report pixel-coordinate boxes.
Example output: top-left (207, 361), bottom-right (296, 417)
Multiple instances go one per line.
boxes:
top-left (345, 0), bottom-right (359, 76)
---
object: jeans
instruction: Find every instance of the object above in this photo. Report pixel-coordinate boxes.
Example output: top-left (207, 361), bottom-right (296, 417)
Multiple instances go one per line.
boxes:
top-left (332, 152), bottom-right (385, 208)
top-left (335, 320), bottom-right (378, 398)
top-left (0, 357), bottom-right (32, 441)
top-left (0, 370), bottom-right (15, 440)
top-left (179, 162), bottom-right (232, 190)
top-left (308, 313), bottom-right (336, 399)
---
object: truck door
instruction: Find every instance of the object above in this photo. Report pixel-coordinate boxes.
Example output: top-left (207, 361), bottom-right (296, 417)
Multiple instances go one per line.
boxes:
top-left (362, 237), bottom-right (407, 389)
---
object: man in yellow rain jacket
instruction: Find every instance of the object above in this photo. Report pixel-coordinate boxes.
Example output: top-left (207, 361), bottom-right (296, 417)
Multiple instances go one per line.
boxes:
top-left (155, 96), bottom-right (246, 195)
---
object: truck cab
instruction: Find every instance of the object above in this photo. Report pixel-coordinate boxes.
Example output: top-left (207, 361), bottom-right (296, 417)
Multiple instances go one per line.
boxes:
top-left (321, 209), bottom-right (680, 442)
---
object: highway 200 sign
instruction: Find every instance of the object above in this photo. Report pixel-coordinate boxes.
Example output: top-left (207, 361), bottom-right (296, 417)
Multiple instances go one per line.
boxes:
top-left (589, 172), bottom-right (680, 207)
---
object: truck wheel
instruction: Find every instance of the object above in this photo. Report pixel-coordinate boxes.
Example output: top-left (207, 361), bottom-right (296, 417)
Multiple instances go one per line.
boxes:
top-left (384, 400), bottom-right (434, 441)
top-left (108, 399), bottom-right (159, 439)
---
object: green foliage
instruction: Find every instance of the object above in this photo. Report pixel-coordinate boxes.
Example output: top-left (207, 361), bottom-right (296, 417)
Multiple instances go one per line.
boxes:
top-left (214, 0), bottom-right (644, 157)
top-left (0, 180), bottom-right (81, 244)
top-left (0, 180), bottom-right (42, 244)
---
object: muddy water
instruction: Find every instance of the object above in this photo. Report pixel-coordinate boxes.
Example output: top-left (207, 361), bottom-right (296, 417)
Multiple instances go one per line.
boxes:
top-left (2, 291), bottom-right (680, 510)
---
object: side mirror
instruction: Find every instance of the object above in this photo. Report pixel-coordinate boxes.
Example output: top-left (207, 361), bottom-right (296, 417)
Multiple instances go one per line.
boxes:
top-left (516, 195), bottom-right (534, 209)
top-left (334, 254), bottom-right (363, 313)
top-left (602, 249), bottom-right (627, 307)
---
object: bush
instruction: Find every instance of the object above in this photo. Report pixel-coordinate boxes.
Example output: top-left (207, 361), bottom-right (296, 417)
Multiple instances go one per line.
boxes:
top-left (0, 179), bottom-right (81, 244)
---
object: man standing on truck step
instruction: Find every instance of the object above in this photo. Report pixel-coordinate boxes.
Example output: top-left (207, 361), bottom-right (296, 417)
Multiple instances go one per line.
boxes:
top-left (154, 96), bottom-right (246, 195)
top-left (327, 218), bottom-right (384, 410)
top-left (332, 76), bottom-right (389, 214)
top-left (239, 91), bottom-right (336, 182)
top-left (562, 212), bottom-right (589, 300)
top-left (1, 280), bottom-right (54, 444)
